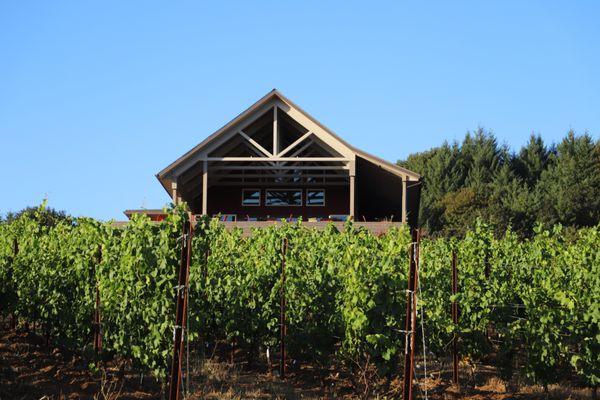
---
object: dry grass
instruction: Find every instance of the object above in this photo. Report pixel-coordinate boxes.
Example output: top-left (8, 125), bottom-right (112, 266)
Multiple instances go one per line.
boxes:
top-left (188, 359), bottom-right (322, 400)
top-left (516, 383), bottom-right (594, 400)
top-left (1, 326), bottom-right (595, 400)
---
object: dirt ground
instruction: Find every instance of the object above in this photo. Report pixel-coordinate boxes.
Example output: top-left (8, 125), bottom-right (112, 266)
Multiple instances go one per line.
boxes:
top-left (0, 326), bottom-right (594, 400)
top-left (0, 327), bottom-right (159, 400)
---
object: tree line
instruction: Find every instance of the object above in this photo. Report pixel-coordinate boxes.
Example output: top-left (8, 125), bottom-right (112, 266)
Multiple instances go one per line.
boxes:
top-left (398, 128), bottom-right (600, 237)
top-left (2, 129), bottom-right (598, 239)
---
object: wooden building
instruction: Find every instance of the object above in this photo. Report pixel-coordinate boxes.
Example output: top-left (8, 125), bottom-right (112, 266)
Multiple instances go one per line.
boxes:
top-left (153, 90), bottom-right (421, 225)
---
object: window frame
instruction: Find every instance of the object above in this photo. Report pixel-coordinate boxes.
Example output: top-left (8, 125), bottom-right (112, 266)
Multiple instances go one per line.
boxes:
top-left (265, 188), bottom-right (303, 207)
top-left (306, 188), bottom-right (326, 207)
top-left (241, 188), bottom-right (261, 207)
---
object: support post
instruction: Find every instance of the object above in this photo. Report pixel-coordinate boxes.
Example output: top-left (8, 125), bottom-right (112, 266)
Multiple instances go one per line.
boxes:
top-left (200, 241), bottom-right (209, 361)
top-left (349, 174), bottom-right (355, 219)
top-left (10, 239), bottom-right (18, 330)
top-left (280, 237), bottom-right (288, 379)
top-left (171, 182), bottom-right (178, 206)
top-left (202, 160), bottom-right (208, 215)
top-left (401, 179), bottom-right (407, 224)
top-left (93, 245), bottom-right (102, 359)
top-left (402, 229), bottom-right (420, 400)
top-left (349, 160), bottom-right (356, 219)
top-left (168, 220), bottom-right (193, 400)
top-left (273, 106), bottom-right (279, 155)
top-left (452, 250), bottom-right (459, 387)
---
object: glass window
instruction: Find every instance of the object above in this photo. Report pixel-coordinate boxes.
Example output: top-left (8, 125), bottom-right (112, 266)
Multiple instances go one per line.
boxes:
top-left (306, 189), bottom-right (325, 206)
top-left (266, 189), bottom-right (302, 206)
top-left (242, 189), bottom-right (261, 206)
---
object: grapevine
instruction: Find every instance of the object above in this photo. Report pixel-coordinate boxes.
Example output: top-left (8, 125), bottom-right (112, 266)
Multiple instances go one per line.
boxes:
top-left (0, 204), bottom-right (598, 389)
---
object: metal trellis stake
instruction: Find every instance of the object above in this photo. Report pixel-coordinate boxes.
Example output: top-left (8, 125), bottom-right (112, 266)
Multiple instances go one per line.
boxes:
top-left (280, 237), bottom-right (288, 379)
top-left (451, 250), bottom-right (459, 387)
top-left (168, 220), bottom-right (193, 400)
top-left (93, 245), bottom-right (103, 359)
top-left (402, 228), bottom-right (420, 400)
top-left (10, 239), bottom-right (19, 330)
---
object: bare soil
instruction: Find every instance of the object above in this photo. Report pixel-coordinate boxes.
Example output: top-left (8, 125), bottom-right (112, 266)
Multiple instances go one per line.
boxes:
top-left (0, 327), bottom-right (158, 400)
top-left (0, 326), bottom-right (594, 399)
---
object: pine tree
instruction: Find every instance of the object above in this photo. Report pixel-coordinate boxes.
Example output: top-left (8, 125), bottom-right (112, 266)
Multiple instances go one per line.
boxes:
top-left (513, 134), bottom-right (551, 187)
top-left (537, 131), bottom-right (600, 226)
top-left (399, 128), bottom-right (599, 237)
top-left (398, 141), bottom-right (463, 233)
top-left (462, 128), bottom-right (501, 189)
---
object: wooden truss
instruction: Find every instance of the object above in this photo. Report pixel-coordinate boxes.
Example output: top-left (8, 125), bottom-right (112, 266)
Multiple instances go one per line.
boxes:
top-left (160, 91), bottom-right (420, 222)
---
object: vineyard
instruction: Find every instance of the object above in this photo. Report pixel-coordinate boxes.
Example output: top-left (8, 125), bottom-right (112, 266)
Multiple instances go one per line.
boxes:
top-left (0, 204), bottom-right (599, 398)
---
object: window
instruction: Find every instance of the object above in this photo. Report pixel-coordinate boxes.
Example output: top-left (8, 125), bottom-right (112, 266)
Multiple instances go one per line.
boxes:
top-left (266, 189), bottom-right (302, 206)
top-left (306, 189), bottom-right (325, 206)
top-left (242, 189), bottom-right (261, 206)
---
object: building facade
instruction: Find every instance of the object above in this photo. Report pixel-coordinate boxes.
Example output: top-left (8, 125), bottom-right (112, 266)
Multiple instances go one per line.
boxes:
top-left (148, 90), bottom-right (421, 225)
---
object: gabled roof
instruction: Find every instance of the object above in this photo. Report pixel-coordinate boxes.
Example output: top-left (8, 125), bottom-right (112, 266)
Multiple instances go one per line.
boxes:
top-left (156, 89), bottom-right (420, 194)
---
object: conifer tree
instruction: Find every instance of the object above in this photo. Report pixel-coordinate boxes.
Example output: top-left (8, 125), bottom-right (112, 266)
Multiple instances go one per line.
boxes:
top-left (537, 131), bottom-right (600, 226)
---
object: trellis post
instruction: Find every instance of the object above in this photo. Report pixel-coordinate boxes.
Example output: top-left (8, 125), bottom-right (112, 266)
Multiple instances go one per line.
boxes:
top-left (93, 245), bottom-right (103, 358)
top-left (168, 220), bottom-right (193, 400)
top-left (452, 250), bottom-right (459, 387)
top-left (280, 237), bottom-right (288, 379)
top-left (402, 228), bottom-right (420, 400)
top-left (10, 238), bottom-right (18, 330)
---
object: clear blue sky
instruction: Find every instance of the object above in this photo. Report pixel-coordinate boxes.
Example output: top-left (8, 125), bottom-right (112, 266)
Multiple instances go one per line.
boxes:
top-left (1, 1), bottom-right (599, 220)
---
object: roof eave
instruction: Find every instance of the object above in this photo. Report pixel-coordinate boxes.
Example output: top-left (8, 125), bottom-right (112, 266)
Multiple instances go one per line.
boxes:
top-left (155, 88), bottom-right (421, 188)
top-left (156, 173), bottom-right (174, 199)
top-left (355, 151), bottom-right (421, 180)
top-left (156, 89), bottom-right (280, 179)
top-left (273, 90), bottom-right (421, 180)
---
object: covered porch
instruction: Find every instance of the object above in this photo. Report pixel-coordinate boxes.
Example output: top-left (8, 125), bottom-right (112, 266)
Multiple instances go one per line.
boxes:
top-left (157, 90), bottom-right (420, 225)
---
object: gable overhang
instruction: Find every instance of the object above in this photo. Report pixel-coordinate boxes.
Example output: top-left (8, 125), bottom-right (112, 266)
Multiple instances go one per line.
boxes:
top-left (156, 89), bottom-right (421, 202)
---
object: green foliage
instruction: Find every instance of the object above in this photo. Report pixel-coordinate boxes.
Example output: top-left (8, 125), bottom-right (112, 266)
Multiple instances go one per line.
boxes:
top-left (98, 210), bottom-right (184, 375)
top-left (0, 203), bottom-right (185, 377)
top-left (513, 134), bottom-right (551, 187)
top-left (2, 201), bottom-right (72, 227)
top-left (398, 141), bottom-right (463, 233)
top-left (0, 206), bottom-right (598, 388)
top-left (190, 221), bottom-right (411, 373)
top-left (537, 131), bottom-right (600, 227)
top-left (399, 129), bottom-right (600, 237)
top-left (420, 222), bottom-right (600, 387)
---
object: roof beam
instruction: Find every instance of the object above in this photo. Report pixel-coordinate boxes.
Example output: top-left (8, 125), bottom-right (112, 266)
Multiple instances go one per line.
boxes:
top-left (278, 131), bottom-right (314, 157)
top-left (200, 101), bottom-right (276, 157)
top-left (204, 133), bottom-right (273, 162)
top-left (207, 181), bottom-right (349, 187)
top-left (203, 157), bottom-right (350, 162)
top-left (289, 139), bottom-right (314, 157)
top-left (179, 159), bottom-right (294, 187)
top-left (279, 139), bottom-right (316, 167)
top-left (238, 130), bottom-right (273, 157)
top-left (273, 106), bottom-right (278, 155)
top-left (211, 165), bottom-right (349, 171)
top-left (275, 100), bottom-right (354, 159)
top-left (181, 170), bottom-right (202, 186)
top-left (209, 173), bottom-right (348, 179)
